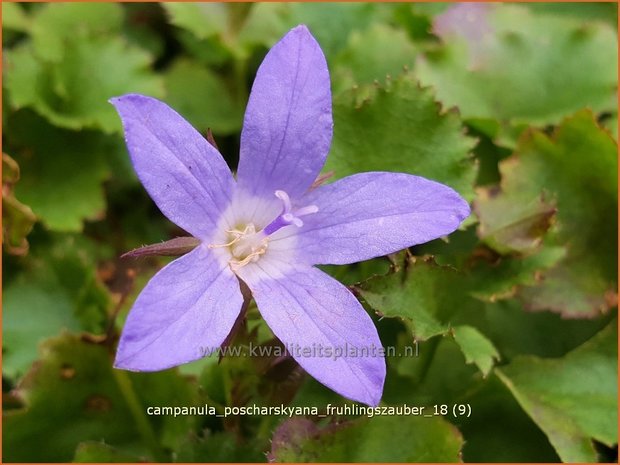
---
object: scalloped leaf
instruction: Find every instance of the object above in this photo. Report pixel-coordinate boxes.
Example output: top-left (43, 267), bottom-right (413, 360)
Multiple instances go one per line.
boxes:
top-left (238, 3), bottom-right (375, 58)
top-left (326, 74), bottom-right (477, 202)
top-left (358, 258), bottom-right (464, 341)
top-left (497, 321), bottom-right (618, 462)
top-left (29, 3), bottom-right (124, 62)
top-left (358, 258), bottom-right (501, 376)
top-left (452, 325), bottom-right (499, 377)
top-left (165, 3), bottom-right (376, 62)
top-left (476, 111), bottom-right (618, 317)
top-left (2, 153), bottom-right (36, 255)
top-left (332, 23), bottom-right (418, 94)
top-left (6, 111), bottom-right (123, 231)
top-left (5, 37), bottom-right (163, 134)
top-left (417, 4), bottom-right (617, 127)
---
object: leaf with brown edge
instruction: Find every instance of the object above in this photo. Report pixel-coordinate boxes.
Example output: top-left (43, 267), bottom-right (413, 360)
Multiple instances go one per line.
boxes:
top-left (475, 185), bottom-right (557, 255)
top-left (475, 110), bottom-right (617, 317)
top-left (2, 153), bottom-right (37, 255)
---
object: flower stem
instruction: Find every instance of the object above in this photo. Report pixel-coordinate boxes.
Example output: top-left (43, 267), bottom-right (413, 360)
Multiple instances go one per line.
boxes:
top-left (113, 369), bottom-right (167, 461)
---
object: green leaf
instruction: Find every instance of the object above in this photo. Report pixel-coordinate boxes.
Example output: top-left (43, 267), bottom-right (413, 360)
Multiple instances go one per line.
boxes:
top-left (2, 2), bottom-right (29, 32)
top-left (4, 277), bottom-right (81, 380)
top-left (2, 152), bottom-right (37, 255)
top-left (460, 375), bottom-right (560, 462)
top-left (29, 3), bottom-right (124, 62)
top-left (235, 3), bottom-right (289, 52)
top-left (417, 4), bottom-right (617, 126)
top-left (4, 334), bottom-right (137, 462)
top-left (6, 111), bottom-right (122, 231)
top-left (3, 233), bottom-right (112, 378)
top-left (385, 334), bottom-right (480, 405)
top-left (4, 4), bottom-right (150, 133)
top-left (358, 257), bottom-right (474, 341)
top-left (477, 111), bottom-right (618, 316)
top-left (524, 2), bottom-right (618, 28)
top-left (478, 299), bottom-right (614, 361)
top-left (601, 113), bottom-right (618, 141)
top-left (497, 322), bottom-right (618, 462)
top-left (239, 3), bottom-right (375, 58)
top-left (386, 3), bottom-right (441, 42)
top-left (163, 3), bottom-right (228, 41)
top-left (121, 4), bottom-right (166, 59)
top-left (332, 23), bottom-right (418, 94)
top-left (163, 3), bottom-right (252, 63)
top-left (452, 325), bottom-right (499, 376)
top-left (327, 74), bottom-right (477, 202)
top-left (4, 334), bottom-right (198, 462)
top-left (163, 59), bottom-right (243, 135)
top-left (5, 38), bottom-right (163, 133)
top-left (270, 416), bottom-right (463, 462)
top-left (73, 441), bottom-right (144, 463)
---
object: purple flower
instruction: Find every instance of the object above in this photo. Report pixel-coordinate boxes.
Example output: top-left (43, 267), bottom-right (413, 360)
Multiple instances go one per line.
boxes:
top-left (111, 25), bottom-right (469, 406)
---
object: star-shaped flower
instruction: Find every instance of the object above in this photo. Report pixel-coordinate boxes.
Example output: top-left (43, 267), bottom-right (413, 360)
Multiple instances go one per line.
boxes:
top-left (111, 25), bottom-right (469, 406)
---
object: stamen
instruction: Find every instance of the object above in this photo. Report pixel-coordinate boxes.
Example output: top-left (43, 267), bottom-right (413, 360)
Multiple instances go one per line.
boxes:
top-left (230, 247), bottom-right (267, 270)
top-left (207, 225), bottom-right (255, 249)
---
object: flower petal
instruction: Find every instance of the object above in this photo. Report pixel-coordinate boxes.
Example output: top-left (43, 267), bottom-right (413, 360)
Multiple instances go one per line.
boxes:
top-left (110, 94), bottom-right (235, 240)
top-left (115, 246), bottom-right (243, 371)
top-left (237, 264), bottom-right (385, 406)
top-left (237, 25), bottom-right (333, 200)
top-left (277, 172), bottom-right (470, 265)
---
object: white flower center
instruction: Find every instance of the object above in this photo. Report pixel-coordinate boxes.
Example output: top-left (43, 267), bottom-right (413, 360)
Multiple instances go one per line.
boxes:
top-left (208, 189), bottom-right (318, 272)
top-left (208, 223), bottom-right (269, 271)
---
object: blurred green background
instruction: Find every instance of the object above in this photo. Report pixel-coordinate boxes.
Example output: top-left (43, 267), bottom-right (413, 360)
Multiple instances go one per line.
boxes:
top-left (2, 2), bottom-right (618, 463)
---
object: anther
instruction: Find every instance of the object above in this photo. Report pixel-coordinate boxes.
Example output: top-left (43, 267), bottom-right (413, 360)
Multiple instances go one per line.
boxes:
top-left (207, 225), bottom-right (254, 249)
top-left (229, 248), bottom-right (267, 270)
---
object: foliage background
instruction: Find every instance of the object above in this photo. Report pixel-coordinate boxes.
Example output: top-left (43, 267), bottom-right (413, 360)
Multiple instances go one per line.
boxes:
top-left (2, 2), bottom-right (618, 462)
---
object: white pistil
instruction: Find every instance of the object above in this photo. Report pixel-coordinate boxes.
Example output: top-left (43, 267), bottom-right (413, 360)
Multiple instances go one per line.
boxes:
top-left (264, 190), bottom-right (319, 234)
